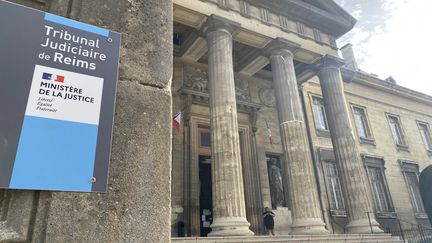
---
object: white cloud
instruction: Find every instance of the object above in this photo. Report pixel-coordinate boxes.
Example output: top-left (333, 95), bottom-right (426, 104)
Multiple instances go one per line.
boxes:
top-left (351, 8), bottom-right (363, 19)
top-left (352, 0), bottom-right (432, 96)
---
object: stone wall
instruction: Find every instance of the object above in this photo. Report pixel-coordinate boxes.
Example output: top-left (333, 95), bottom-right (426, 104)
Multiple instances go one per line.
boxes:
top-left (303, 77), bottom-right (432, 230)
top-left (1, 0), bottom-right (173, 242)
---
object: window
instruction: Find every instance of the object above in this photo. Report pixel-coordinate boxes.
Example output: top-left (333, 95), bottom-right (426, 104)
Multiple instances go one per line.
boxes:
top-left (400, 161), bottom-right (427, 218)
top-left (352, 106), bottom-right (372, 139)
top-left (312, 97), bottom-right (328, 131)
top-left (200, 131), bottom-right (211, 147)
top-left (368, 167), bottom-right (392, 212)
top-left (322, 161), bottom-right (345, 211)
top-left (387, 115), bottom-right (407, 149)
top-left (198, 127), bottom-right (211, 156)
top-left (406, 172), bottom-right (425, 213)
top-left (363, 156), bottom-right (394, 214)
top-left (418, 122), bottom-right (432, 152)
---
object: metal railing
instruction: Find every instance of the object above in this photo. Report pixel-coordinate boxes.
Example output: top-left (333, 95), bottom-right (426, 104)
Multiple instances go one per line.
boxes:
top-left (386, 225), bottom-right (432, 243)
top-left (365, 211), bottom-right (432, 243)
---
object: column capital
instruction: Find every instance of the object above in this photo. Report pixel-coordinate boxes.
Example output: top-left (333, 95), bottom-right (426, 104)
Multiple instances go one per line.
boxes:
top-left (263, 37), bottom-right (300, 59)
top-left (201, 15), bottom-right (240, 36)
top-left (313, 54), bottom-right (345, 71)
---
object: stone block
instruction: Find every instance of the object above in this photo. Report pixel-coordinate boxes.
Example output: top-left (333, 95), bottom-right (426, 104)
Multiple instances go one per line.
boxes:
top-left (273, 207), bottom-right (292, 235)
top-left (59, 0), bottom-right (174, 89)
top-left (41, 82), bottom-right (172, 242)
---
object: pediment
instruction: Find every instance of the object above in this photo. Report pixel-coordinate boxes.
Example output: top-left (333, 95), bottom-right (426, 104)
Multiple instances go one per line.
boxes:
top-left (248, 0), bottom-right (356, 37)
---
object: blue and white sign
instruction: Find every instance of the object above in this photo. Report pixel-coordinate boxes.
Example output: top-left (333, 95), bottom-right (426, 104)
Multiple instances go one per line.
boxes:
top-left (0, 0), bottom-right (121, 192)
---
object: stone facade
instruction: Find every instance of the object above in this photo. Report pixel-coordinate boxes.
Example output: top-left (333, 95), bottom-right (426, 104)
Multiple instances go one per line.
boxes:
top-left (303, 74), bottom-right (432, 232)
top-left (0, 0), bottom-right (431, 242)
top-left (171, 58), bottom-right (432, 237)
top-left (170, 0), bottom-right (432, 238)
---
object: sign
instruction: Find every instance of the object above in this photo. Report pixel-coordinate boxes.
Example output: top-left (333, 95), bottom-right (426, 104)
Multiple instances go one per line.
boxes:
top-left (0, 0), bottom-right (121, 192)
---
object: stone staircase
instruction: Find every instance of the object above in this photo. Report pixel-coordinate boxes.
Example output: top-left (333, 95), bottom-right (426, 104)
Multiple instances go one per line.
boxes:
top-left (172, 234), bottom-right (403, 243)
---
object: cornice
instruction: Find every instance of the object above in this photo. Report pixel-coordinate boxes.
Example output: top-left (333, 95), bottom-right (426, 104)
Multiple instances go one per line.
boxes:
top-left (346, 68), bottom-right (432, 106)
top-left (304, 68), bottom-right (432, 115)
top-left (248, 0), bottom-right (356, 37)
top-left (174, 0), bottom-right (341, 52)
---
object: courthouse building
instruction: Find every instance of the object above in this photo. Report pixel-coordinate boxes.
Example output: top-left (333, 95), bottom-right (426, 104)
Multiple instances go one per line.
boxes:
top-left (170, 0), bottom-right (432, 239)
top-left (0, 0), bottom-right (431, 242)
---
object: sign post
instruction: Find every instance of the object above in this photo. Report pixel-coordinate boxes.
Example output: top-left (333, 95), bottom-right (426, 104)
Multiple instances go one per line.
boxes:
top-left (0, 0), bottom-right (121, 192)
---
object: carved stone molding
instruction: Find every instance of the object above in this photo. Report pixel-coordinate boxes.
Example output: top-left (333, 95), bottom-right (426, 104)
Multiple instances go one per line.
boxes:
top-left (258, 87), bottom-right (276, 107)
top-left (183, 65), bottom-right (208, 92)
top-left (235, 78), bottom-right (251, 102)
top-left (183, 65), bottom-right (252, 102)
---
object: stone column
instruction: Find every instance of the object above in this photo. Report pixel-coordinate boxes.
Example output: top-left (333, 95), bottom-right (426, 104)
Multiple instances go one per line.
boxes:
top-left (203, 15), bottom-right (253, 236)
top-left (316, 55), bottom-right (382, 234)
top-left (266, 39), bottom-right (328, 235)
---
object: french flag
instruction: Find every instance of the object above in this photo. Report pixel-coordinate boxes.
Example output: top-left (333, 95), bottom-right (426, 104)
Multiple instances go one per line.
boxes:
top-left (42, 72), bottom-right (64, 83)
top-left (172, 111), bottom-right (181, 134)
top-left (265, 120), bottom-right (273, 145)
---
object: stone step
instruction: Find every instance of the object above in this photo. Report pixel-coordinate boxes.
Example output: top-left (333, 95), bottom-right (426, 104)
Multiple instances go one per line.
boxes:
top-left (172, 234), bottom-right (403, 243)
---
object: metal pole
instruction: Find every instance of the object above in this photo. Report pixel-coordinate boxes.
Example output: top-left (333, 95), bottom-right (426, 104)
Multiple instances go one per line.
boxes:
top-left (397, 217), bottom-right (405, 242)
top-left (330, 219), bottom-right (335, 234)
top-left (366, 212), bottom-right (373, 233)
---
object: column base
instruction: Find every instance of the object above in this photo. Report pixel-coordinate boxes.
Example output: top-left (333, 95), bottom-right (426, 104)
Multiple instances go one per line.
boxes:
top-left (208, 217), bottom-right (254, 236)
top-left (290, 218), bottom-right (329, 235)
top-left (346, 218), bottom-right (383, 234)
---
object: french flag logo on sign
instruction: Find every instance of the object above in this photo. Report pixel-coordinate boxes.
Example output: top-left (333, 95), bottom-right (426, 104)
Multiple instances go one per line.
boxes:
top-left (42, 72), bottom-right (64, 83)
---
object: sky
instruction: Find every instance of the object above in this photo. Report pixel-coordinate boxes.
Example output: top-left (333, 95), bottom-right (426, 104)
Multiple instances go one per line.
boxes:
top-left (334, 0), bottom-right (432, 96)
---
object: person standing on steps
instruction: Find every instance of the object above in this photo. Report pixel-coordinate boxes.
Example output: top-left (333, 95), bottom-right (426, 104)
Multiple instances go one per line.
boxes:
top-left (263, 207), bottom-right (276, 236)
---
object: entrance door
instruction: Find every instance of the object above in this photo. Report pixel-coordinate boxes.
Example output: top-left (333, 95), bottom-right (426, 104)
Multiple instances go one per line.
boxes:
top-left (199, 155), bottom-right (212, 236)
top-left (189, 121), bottom-right (253, 236)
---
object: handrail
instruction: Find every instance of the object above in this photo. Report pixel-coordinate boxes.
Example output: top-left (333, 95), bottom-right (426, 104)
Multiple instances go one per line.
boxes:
top-left (398, 218), bottom-right (432, 230)
top-left (365, 211), bottom-right (432, 230)
top-left (364, 211), bottom-right (432, 243)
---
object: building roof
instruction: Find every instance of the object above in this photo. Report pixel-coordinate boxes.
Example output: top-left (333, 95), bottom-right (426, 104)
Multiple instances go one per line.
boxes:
top-left (341, 68), bottom-right (432, 106)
